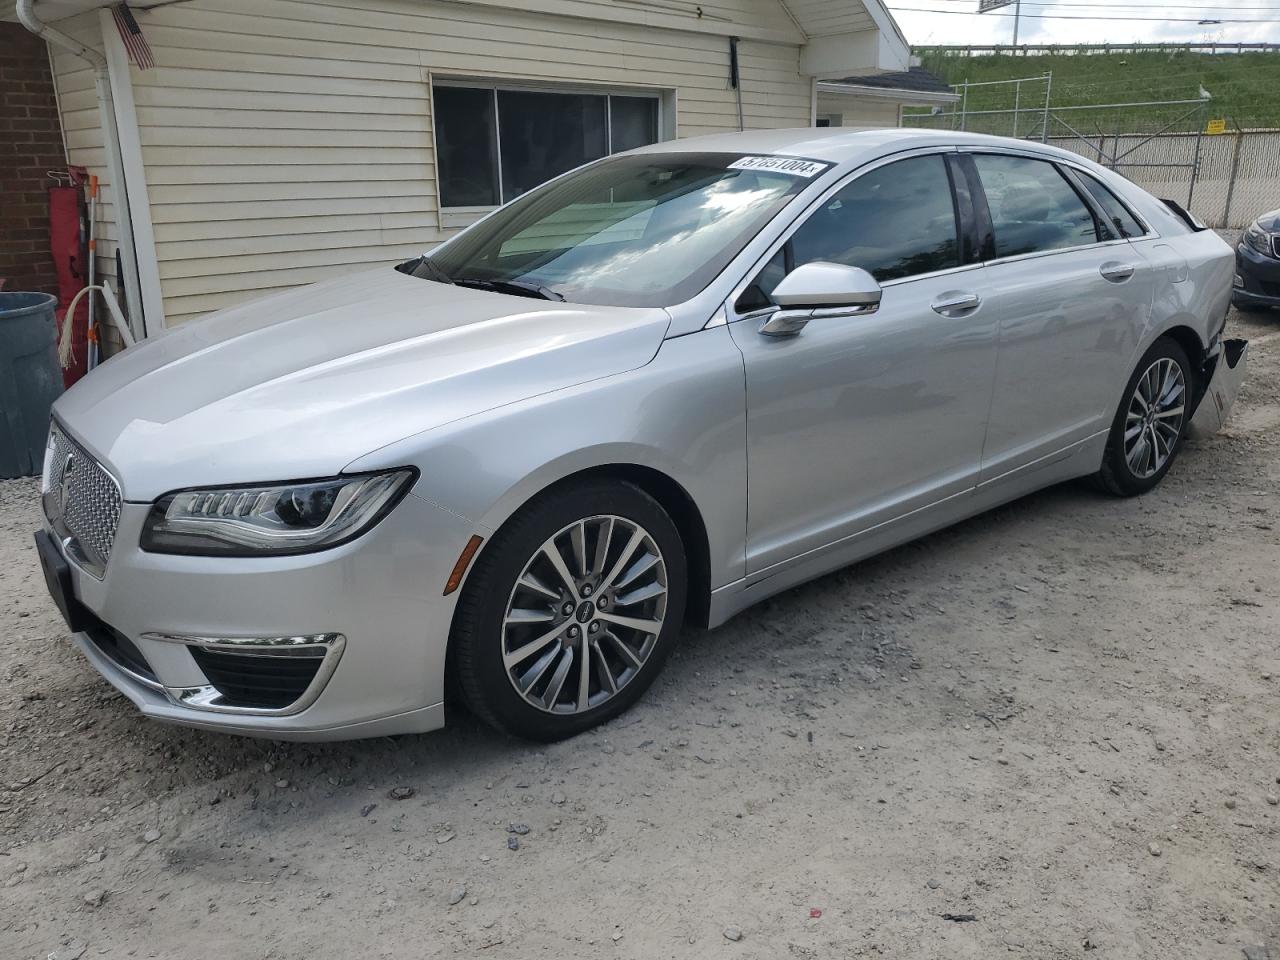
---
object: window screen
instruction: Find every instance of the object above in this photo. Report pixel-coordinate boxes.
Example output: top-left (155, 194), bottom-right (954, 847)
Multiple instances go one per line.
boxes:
top-left (610, 96), bottom-right (659, 153)
top-left (433, 84), bottom-right (662, 208)
top-left (498, 90), bottom-right (607, 202)
top-left (434, 86), bottom-right (499, 207)
top-left (973, 154), bottom-right (1100, 258)
top-left (1077, 172), bottom-right (1146, 239)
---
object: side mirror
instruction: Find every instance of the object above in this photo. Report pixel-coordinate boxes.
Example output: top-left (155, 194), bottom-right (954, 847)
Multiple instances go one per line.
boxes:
top-left (759, 262), bottom-right (882, 337)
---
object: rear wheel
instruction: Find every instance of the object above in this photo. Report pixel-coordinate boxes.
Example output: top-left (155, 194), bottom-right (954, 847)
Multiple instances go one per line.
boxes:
top-left (450, 479), bottom-right (686, 741)
top-left (1095, 337), bottom-right (1193, 497)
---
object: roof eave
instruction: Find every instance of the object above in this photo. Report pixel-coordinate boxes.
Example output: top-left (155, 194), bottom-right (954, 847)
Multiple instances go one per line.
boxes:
top-left (3, 0), bottom-right (173, 20)
top-left (817, 80), bottom-right (960, 104)
top-left (801, 29), bottom-right (911, 79)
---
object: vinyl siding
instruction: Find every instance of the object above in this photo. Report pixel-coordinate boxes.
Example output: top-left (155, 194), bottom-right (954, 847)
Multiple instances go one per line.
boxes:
top-left (115, 0), bottom-right (812, 323)
top-left (46, 12), bottom-right (120, 299)
top-left (817, 91), bottom-right (901, 128)
top-left (445, 0), bottom-right (806, 43)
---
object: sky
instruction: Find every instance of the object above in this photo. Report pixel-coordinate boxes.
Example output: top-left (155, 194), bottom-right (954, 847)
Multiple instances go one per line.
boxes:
top-left (885, 1), bottom-right (1280, 47)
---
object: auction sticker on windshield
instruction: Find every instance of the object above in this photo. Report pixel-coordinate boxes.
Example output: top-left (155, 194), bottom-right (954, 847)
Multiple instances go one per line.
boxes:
top-left (727, 156), bottom-right (829, 177)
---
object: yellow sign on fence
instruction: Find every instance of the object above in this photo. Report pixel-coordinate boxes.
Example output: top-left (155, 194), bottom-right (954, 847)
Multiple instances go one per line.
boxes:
top-left (1206, 119), bottom-right (1227, 135)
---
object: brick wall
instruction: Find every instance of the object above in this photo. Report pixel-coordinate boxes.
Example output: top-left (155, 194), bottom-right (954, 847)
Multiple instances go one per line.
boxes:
top-left (1, 23), bottom-right (66, 295)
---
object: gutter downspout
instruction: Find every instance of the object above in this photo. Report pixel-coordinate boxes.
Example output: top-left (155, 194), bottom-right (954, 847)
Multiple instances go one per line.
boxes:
top-left (729, 36), bottom-right (744, 131)
top-left (17, 0), bottom-right (149, 344)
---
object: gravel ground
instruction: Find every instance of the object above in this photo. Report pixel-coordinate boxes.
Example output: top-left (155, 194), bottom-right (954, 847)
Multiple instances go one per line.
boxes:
top-left (3, 308), bottom-right (1279, 960)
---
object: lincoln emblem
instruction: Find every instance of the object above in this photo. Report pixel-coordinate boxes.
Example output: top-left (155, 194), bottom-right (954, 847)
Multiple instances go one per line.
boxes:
top-left (59, 452), bottom-right (75, 516)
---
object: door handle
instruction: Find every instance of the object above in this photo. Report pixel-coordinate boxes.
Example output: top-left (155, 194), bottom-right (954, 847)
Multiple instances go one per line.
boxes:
top-left (931, 292), bottom-right (981, 316)
top-left (1100, 262), bottom-right (1136, 282)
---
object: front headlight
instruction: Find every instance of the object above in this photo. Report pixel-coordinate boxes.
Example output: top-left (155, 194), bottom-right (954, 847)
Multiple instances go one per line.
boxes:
top-left (140, 470), bottom-right (416, 556)
top-left (1243, 220), bottom-right (1273, 256)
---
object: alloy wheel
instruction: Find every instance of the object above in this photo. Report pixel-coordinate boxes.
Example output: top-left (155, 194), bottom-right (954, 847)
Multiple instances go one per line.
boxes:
top-left (1124, 357), bottom-right (1186, 479)
top-left (501, 515), bottom-right (668, 714)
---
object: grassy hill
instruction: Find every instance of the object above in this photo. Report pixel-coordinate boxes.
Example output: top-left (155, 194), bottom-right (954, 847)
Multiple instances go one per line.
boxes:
top-left (911, 49), bottom-right (1280, 134)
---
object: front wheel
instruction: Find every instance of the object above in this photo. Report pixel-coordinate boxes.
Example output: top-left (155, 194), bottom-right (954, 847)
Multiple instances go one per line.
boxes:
top-left (1094, 337), bottom-right (1193, 497)
top-left (450, 479), bottom-right (687, 741)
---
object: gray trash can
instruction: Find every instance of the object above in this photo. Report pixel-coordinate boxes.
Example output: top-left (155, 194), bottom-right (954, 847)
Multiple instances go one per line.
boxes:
top-left (0, 292), bottom-right (64, 479)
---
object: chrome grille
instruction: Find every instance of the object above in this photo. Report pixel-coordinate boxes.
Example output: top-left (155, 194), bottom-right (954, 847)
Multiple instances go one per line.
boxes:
top-left (42, 423), bottom-right (122, 578)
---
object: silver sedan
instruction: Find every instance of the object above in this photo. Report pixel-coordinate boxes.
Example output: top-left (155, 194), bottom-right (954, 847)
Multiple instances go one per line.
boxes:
top-left (36, 128), bottom-right (1245, 742)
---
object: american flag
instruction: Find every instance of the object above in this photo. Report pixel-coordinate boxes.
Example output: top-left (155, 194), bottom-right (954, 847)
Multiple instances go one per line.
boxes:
top-left (110, 3), bottom-right (155, 70)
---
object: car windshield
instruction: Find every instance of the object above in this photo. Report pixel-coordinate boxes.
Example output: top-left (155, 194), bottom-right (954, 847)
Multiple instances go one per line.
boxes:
top-left (408, 152), bottom-right (826, 308)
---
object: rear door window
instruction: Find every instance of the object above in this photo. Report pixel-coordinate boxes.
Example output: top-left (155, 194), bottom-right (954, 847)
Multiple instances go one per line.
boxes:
top-left (972, 154), bottom-right (1100, 258)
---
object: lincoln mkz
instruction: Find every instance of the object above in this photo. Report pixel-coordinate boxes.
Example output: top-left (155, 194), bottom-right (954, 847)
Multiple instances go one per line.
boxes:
top-left (36, 129), bottom-right (1247, 741)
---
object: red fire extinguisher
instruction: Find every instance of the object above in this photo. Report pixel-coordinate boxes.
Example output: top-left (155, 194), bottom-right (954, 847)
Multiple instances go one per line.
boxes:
top-left (48, 166), bottom-right (89, 387)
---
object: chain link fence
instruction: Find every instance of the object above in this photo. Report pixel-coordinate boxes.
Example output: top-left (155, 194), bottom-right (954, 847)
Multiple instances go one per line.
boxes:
top-left (1048, 126), bottom-right (1279, 230)
top-left (904, 80), bottom-right (1278, 229)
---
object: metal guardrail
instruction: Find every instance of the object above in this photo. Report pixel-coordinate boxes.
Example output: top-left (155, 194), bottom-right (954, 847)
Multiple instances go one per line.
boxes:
top-left (917, 42), bottom-right (1280, 55)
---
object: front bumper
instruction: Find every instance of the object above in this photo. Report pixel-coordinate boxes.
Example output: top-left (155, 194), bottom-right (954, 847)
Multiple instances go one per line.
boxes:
top-left (1233, 242), bottom-right (1280, 306)
top-left (41, 491), bottom-right (477, 740)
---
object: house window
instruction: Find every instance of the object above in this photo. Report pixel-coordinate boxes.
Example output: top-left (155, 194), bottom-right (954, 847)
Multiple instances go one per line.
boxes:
top-left (433, 83), bottom-right (661, 209)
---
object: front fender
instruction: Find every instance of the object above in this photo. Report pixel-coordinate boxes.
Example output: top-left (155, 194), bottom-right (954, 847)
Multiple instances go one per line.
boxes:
top-left (345, 326), bottom-right (749, 590)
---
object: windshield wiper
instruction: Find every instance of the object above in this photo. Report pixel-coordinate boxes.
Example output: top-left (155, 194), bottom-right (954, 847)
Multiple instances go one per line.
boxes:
top-left (411, 257), bottom-right (455, 285)
top-left (452, 277), bottom-right (565, 302)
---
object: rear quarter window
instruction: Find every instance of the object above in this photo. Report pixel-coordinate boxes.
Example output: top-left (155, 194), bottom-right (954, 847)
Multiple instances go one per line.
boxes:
top-left (1077, 172), bottom-right (1147, 239)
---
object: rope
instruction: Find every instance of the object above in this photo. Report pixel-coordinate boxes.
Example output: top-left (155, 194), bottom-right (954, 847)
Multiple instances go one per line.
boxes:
top-left (57, 285), bottom-right (93, 369)
top-left (56, 282), bottom-right (136, 369)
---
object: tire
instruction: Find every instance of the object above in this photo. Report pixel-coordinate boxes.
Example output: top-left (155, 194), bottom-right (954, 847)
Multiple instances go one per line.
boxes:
top-left (1094, 337), bottom-right (1194, 497)
top-left (450, 479), bottom-right (687, 741)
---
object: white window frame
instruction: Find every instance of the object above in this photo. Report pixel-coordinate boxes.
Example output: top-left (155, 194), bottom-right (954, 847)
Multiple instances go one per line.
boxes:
top-left (428, 75), bottom-right (672, 228)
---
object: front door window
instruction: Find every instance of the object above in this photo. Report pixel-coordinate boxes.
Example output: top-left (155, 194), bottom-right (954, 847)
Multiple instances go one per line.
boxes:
top-left (735, 154), bottom-right (962, 313)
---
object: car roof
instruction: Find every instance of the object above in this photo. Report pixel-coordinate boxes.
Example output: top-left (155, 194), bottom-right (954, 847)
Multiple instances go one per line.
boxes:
top-left (628, 127), bottom-right (1084, 168)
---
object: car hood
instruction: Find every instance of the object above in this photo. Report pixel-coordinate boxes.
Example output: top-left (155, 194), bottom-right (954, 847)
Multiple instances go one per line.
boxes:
top-left (1254, 209), bottom-right (1280, 232)
top-left (54, 268), bottom-right (671, 501)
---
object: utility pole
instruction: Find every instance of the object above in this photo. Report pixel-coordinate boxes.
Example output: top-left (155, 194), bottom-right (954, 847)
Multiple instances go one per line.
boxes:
top-left (979, 1), bottom-right (1022, 49)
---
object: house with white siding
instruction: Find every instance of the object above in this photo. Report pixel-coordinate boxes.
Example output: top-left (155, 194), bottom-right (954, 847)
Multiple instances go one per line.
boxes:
top-left (7, 0), bottom-right (910, 341)
top-left (816, 62), bottom-right (958, 127)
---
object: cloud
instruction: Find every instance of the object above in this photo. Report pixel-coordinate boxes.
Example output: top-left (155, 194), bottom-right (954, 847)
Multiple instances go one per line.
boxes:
top-left (888, 1), bottom-right (1280, 47)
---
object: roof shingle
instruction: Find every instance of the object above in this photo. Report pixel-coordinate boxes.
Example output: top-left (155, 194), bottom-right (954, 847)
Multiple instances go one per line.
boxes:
top-left (829, 66), bottom-right (954, 95)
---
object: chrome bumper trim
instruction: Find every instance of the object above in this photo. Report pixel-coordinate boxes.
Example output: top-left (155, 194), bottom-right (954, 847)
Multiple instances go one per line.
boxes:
top-left (140, 632), bottom-right (346, 717)
top-left (98, 646), bottom-right (167, 693)
top-left (1189, 338), bottom-right (1249, 440)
